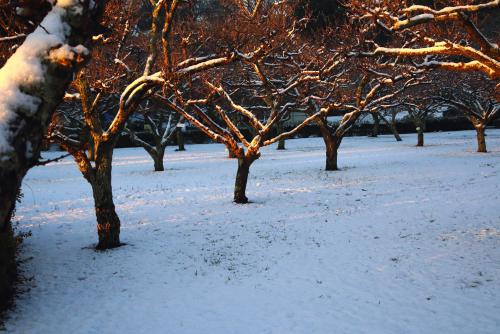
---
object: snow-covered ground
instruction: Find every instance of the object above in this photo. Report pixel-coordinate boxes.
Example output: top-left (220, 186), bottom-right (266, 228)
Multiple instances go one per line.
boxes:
top-left (4, 130), bottom-right (500, 334)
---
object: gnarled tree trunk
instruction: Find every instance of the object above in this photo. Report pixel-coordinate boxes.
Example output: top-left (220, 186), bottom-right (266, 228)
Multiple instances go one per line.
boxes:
top-left (90, 144), bottom-right (121, 249)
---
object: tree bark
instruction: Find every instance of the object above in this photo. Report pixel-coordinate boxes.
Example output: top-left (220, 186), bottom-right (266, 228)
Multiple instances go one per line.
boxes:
top-left (476, 125), bottom-right (487, 153)
top-left (234, 157), bottom-right (254, 204)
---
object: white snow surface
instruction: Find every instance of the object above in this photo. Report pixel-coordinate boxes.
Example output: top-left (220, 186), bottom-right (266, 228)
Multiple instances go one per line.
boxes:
top-left (0, 0), bottom-right (84, 153)
top-left (5, 130), bottom-right (500, 333)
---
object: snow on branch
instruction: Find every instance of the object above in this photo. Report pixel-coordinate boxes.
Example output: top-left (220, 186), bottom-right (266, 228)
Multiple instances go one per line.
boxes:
top-left (0, 0), bottom-right (89, 153)
top-left (361, 1), bottom-right (499, 79)
top-left (373, 42), bottom-right (499, 79)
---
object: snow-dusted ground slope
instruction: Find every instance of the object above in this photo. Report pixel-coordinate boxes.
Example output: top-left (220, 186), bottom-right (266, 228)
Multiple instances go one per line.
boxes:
top-left (5, 130), bottom-right (500, 334)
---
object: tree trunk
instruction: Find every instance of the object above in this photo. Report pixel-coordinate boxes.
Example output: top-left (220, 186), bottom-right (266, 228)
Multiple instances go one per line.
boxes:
top-left (324, 134), bottom-right (341, 171)
top-left (325, 141), bottom-right (339, 171)
top-left (316, 118), bottom-right (341, 171)
top-left (153, 154), bottom-right (164, 171)
top-left (393, 130), bottom-right (403, 142)
top-left (277, 138), bottom-right (286, 150)
top-left (476, 125), bottom-right (487, 153)
top-left (152, 147), bottom-right (165, 171)
top-left (176, 129), bottom-right (186, 151)
top-left (417, 128), bottom-right (424, 147)
top-left (0, 171), bottom-right (23, 236)
top-left (234, 157), bottom-right (254, 204)
top-left (91, 147), bottom-right (120, 250)
top-left (277, 122), bottom-right (286, 150)
top-left (416, 123), bottom-right (424, 147)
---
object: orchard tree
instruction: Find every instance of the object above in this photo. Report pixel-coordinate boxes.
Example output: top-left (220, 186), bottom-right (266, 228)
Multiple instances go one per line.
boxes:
top-left (162, 60), bottom-right (327, 203)
top-left (308, 69), bottom-right (423, 170)
top-left (152, 0), bottom-right (333, 203)
top-left (435, 74), bottom-right (498, 152)
top-left (370, 106), bottom-right (403, 141)
top-left (125, 102), bottom-right (178, 171)
top-left (404, 103), bottom-right (435, 146)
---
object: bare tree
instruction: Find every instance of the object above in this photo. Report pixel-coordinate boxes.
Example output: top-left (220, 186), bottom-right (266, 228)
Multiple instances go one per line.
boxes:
top-left (162, 64), bottom-right (325, 203)
top-left (125, 103), bottom-right (178, 171)
top-left (372, 107), bottom-right (403, 142)
top-left (316, 74), bottom-right (421, 170)
top-left (436, 76), bottom-right (498, 152)
top-left (404, 103), bottom-right (435, 147)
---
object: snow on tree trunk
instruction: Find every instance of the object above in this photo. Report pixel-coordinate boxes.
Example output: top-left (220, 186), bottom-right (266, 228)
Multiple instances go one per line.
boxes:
top-left (0, 0), bottom-right (98, 310)
top-left (0, 1), bottom-right (95, 235)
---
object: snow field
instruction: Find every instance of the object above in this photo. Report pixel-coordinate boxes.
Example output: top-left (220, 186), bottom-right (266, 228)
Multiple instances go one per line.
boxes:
top-left (5, 130), bottom-right (500, 334)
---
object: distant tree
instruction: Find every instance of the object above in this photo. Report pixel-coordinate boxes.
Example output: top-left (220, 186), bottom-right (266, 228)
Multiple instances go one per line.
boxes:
top-left (370, 107), bottom-right (403, 142)
top-left (125, 103), bottom-right (178, 171)
top-left (436, 75), bottom-right (498, 152)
